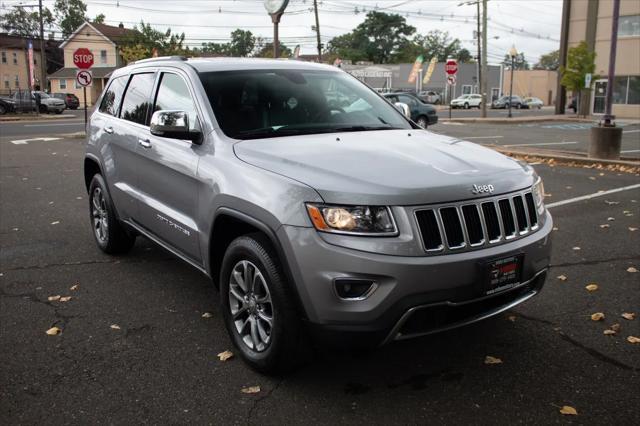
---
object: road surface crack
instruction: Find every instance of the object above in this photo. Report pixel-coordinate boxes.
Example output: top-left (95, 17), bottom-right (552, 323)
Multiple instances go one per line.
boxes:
top-left (516, 312), bottom-right (637, 372)
top-left (246, 377), bottom-right (285, 425)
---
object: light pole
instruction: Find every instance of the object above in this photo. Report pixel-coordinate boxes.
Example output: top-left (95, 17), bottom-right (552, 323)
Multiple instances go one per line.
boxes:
top-left (508, 45), bottom-right (517, 118)
top-left (264, 0), bottom-right (289, 58)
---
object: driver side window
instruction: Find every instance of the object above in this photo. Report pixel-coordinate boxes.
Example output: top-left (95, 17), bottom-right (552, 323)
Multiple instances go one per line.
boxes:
top-left (154, 73), bottom-right (199, 131)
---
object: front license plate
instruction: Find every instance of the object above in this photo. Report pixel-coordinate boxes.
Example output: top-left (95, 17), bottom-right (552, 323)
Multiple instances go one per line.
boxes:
top-left (484, 255), bottom-right (523, 295)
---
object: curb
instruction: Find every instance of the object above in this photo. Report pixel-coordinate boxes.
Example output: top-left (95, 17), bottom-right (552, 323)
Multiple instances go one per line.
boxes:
top-left (0, 115), bottom-right (79, 123)
top-left (492, 146), bottom-right (640, 169)
top-left (440, 116), bottom-right (596, 124)
top-left (60, 132), bottom-right (86, 139)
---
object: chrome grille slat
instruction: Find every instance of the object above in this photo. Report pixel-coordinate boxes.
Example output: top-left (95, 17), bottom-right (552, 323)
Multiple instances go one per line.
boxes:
top-left (415, 190), bottom-right (541, 254)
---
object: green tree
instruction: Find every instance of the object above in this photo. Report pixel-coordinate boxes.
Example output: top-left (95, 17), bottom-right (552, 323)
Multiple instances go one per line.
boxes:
top-left (0, 6), bottom-right (54, 38)
top-left (560, 41), bottom-right (597, 115)
top-left (501, 52), bottom-right (530, 70)
top-left (93, 13), bottom-right (106, 24)
top-left (327, 11), bottom-right (415, 64)
top-left (120, 21), bottom-right (188, 63)
top-left (409, 30), bottom-right (471, 62)
top-left (534, 49), bottom-right (560, 70)
top-left (253, 38), bottom-right (292, 58)
top-left (228, 29), bottom-right (255, 57)
top-left (54, 0), bottom-right (88, 37)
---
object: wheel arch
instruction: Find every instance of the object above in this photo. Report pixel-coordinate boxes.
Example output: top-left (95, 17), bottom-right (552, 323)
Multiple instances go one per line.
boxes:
top-left (208, 207), bottom-right (308, 319)
top-left (84, 155), bottom-right (103, 193)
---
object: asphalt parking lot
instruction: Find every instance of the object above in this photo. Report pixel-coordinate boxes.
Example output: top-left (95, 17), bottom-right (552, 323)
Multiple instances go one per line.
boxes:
top-left (430, 120), bottom-right (640, 159)
top-left (1, 134), bottom-right (639, 424)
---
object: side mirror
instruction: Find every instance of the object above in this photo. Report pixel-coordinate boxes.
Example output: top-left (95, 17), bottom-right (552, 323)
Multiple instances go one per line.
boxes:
top-left (150, 110), bottom-right (202, 144)
top-left (394, 102), bottom-right (410, 118)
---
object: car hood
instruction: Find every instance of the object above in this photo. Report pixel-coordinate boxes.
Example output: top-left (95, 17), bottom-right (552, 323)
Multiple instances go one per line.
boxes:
top-left (233, 129), bottom-right (535, 205)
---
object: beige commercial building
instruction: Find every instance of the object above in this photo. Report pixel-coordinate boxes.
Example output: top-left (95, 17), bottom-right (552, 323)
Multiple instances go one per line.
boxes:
top-left (49, 22), bottom-right (133, 105)
top-left (560, 0), bottom-right (640, 118)
top-left (502, 70), bottom-right (558, 105)
top-left (0, 34), bottom-right (61, 93)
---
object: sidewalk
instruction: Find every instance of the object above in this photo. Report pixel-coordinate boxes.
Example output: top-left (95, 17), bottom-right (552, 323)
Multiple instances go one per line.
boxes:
top-left (440, 114), bottom-right (601, 124)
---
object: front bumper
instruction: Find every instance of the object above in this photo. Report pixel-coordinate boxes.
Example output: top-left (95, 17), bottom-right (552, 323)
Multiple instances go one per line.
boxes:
top-left (278, 211), bottom-right (552, 346)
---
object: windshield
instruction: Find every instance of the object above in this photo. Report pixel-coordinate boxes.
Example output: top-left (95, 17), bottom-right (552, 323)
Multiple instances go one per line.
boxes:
top-left (199, 69), bottom-right (411, 140)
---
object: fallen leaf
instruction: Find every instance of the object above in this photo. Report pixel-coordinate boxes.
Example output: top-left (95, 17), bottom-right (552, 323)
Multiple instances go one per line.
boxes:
top-left (607, 217), bottom-right (615, 221)
top-left (627, 267), bottom-right (638, 273)
top-left (623, 210), bottom-right (631, 214)
top-left (603, 329), bottom-right (616, 335)
top-left (599, 224), bottom-right (610, 229)
top-left (585, 284), bottom-right (598, 292)
top-left (217, 350), bottom-right (234, 361)
top-left (50, 221), bottom-right (60, 225)
top-left (47, 295), bottom-right (61, 301)
top-left (625, 213), bottom-right (634, 217)
top-left (627, 336), bottom-right (640, 344)
top-left (201, 312), bottom-right (213, 318)
top-left (572, 246), bottom-right (581, 251)
top-left (241, 386), bottom-right (261, 394)
top-left (589, 176), bottom-right (596, 180)
top-left (552, 227), bottom-right (559, 231)
top-left (629, 227), bottom-right (638, 232)
top-left (110, 324), bottom-right (121, 330)
top-left (599, 172), bottom-right (605, 176)
top-left (604, 200), bottom-right (619, 205)
top-left (565, 186), bottom-right (572, 189)
top-left (610, 323), bottom-right (621, 332)
top-left (46, 326), bottom-right (61, 335)
top-left (59, 296), bottom-right (72, 302)
top-left (556, 274), bottom-right (568, 281)
top-left (591, 312), bottom-right (605, 321)
top-left (559, 405), bottom-right (578, 415)
top-left (484, 355), bottom-right (503, 364)
top-left (507, 315), bottom-right (517, 322)
top-left (70, 284), bottom-right (79, 291)
top-left (622, 312), bottom-right (636, 320)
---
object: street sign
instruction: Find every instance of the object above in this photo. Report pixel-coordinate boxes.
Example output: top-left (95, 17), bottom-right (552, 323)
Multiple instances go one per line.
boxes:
top-left (73, 48), bottom-right (94, 69)
top-left (76, 70), bottom-right (93, 87)
top-left (585, 73), bottom-right (592, 89)
top-left (445, 58), bottom-right (458, 76)
top-left (447, 74), bottom-right (457, 85)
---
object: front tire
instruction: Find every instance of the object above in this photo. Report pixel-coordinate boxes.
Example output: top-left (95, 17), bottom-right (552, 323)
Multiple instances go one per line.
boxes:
top-left (416, 116), bottom-right (428, 129)
top-left (88, 174), bottom-right (135, 254)
top-left (464, 102), bottom-right (469, 109)
top-left (220, 234), bottom-right (305, 374)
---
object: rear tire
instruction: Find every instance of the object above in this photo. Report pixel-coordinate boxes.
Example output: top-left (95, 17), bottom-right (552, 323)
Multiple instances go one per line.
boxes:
top-left (464, 102), bottom-right (469, 109)
top-left (220, 234), bottom-right (306, 374)
top-left (88, 174), bottom-right (135, 254)
top-left (416, 116), bottom-right (428, 129)
top-left (38, 105), bottom-right (47, 114)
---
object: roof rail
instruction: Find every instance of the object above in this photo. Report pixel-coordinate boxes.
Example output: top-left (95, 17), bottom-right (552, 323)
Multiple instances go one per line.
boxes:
top-left (132, 56), bottom-right (188, 65)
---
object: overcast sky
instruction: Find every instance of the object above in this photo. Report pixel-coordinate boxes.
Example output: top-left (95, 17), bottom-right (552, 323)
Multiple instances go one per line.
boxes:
top-left (1, 0), bottom-right (563, 64)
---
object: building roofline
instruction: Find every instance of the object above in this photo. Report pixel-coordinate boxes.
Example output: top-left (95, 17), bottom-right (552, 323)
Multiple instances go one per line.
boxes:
top-left (59, 21), bottom-right (116, 49)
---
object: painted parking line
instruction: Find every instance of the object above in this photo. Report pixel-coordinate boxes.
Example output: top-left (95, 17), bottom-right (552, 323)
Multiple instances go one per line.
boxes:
top-left (547, 183), bottom-right (640, 209)
top-left (623, 129), bottom-right (640, 134)
top-left (621, 149), bottom-right (640, 153)
top-left (10, 137), bottom-right (61, 145)
top-left (463, 135), bottom-right (504, 139)
top-left (502, 141), bottom-right (579, 147)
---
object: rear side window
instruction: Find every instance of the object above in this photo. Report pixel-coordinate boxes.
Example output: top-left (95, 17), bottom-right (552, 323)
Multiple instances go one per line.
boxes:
top-left (153, 73), bottom-right (199, 131)
top-left (120, 73), bottom-right (155, 125)
top-left (99, 76), bottom-right (127, 116)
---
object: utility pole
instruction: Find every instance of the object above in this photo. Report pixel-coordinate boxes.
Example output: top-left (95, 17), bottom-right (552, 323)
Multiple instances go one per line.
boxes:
top-left (481, 0), bottom-right (488, 117)
top-left (38, 0), bottom-right (46, 91)
top-left (313, 0), bottom-right (322, 62)
top-left (475, 1), bottom-right (481, 107)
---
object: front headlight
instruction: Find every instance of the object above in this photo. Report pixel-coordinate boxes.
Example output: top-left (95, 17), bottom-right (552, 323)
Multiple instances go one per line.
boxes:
top-left (306, 204), bottom-right (397, 236)
top-left (532, 177), bottom-right (545, 211)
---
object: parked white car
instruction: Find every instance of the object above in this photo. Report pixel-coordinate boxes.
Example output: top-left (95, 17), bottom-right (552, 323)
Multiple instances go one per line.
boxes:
top-left (450, 94), bottom-right (482, 109)
top-left (523, 97), bottom-right (544, 109)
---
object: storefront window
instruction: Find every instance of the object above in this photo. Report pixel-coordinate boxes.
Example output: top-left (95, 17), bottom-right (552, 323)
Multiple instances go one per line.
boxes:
top-left (619, 15), bottom-right (640, 37)
top-left (612, 76), bottom-right (628, 104)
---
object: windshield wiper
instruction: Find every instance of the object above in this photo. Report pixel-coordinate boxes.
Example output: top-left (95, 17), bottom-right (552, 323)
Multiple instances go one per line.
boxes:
top-left (234, 124), bottom-right (400, 139)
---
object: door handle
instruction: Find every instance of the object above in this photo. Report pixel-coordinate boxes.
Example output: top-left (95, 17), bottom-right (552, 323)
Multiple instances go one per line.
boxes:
top-left (104, 126), bottom-right (114, 134)
top-left (138, 139), bottom-right (152, 149)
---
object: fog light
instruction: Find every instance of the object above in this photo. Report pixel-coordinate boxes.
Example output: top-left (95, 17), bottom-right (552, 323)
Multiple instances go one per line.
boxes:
top-left (334, 279), bottom-right (377, 300)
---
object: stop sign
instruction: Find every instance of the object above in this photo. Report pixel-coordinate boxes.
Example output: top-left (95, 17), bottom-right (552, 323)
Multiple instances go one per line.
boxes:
top-left (445, 59), bottom-right (458, 75)
top-left (73, 48), bottom-right (94, 69)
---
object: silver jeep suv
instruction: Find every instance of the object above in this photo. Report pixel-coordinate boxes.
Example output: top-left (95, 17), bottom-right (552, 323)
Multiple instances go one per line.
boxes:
top-left (84, 57), bottom-right (552, 373)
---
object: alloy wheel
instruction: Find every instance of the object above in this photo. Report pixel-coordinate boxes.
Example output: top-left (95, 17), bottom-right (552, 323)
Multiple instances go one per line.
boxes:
top-left (91, 187), bottom-right (109, 243)
top-left (228, 260), bottom-right (274, 352)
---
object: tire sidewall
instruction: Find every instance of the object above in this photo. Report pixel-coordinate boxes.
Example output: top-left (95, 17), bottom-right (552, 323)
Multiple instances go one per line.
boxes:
top-left (88, 174), bottom-right (117, 251)
top-left (416, 116), bottom-right (428, 128)
top-left (220, 237), bottom-right (289, 370)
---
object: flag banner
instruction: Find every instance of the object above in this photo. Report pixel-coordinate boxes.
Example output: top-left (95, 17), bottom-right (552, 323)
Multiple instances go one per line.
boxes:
top-left (423, 56), bottom-right (437, 84)
top-left (407, 55), bottom-right (424, 84)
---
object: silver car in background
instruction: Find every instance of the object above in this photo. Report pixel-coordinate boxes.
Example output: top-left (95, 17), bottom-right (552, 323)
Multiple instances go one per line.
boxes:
top-left (84, 57), bottom-right (552, 373)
